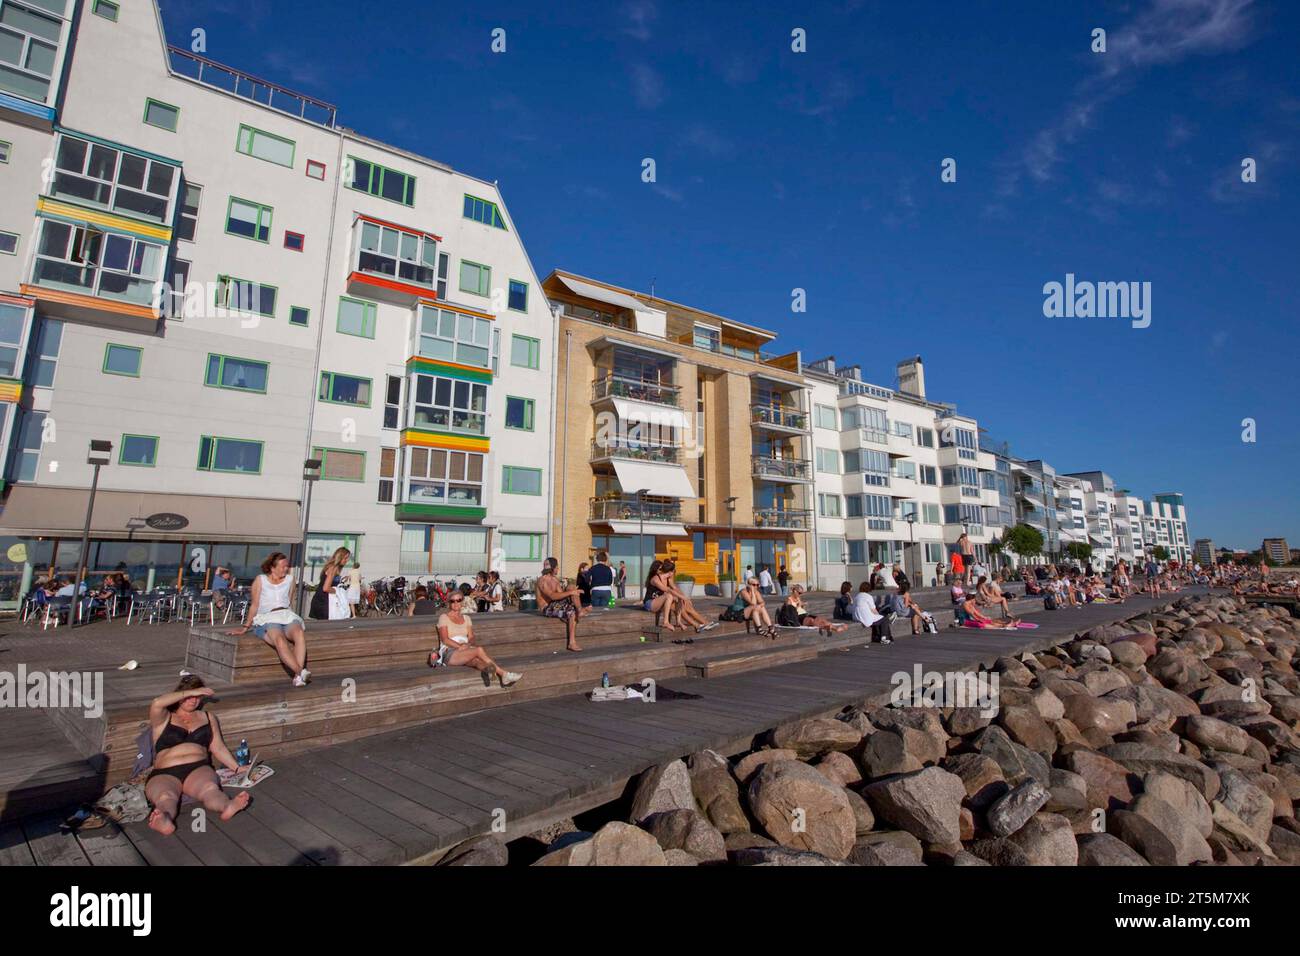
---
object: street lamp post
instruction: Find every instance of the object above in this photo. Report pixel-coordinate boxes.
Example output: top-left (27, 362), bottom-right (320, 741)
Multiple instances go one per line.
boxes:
top-left (74, 439), bottom-right (113, 625)
top-left (296, 458), bottom-right (322, 615)
top-left (724, 495), bottom-right (738, 596)
top-left (635, 488), bottom-right (651, 599)
top-left (905, 513), bottom-right (917, 585)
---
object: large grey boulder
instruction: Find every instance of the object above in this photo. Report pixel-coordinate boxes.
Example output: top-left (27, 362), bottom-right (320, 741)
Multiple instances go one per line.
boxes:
top-left (1006, 813), bottom-right (1079, 865)
top-left (1142, 771), bottom-right (1212, 838)
top-left (641, 809), bottom-right (726, 863)
top-left (686, 750), bottom-right (749, 834)
top-left (770, 717), bottom-right (863, 756)
top-left (1101, 742), bottom-right (1221, 800)
top-left (986, 780), bottom-right (1051, 838)
top-left (439, 834), bottom-right (508, 866)
top-left (1076, 832), bottom-right (1150, 866)
top-left (747, 760), bottom-right (856, 861)
top-left (862, 767), bottom-right (966, 845)
top-left (971, 725), bottom-right (1051, 786)
top-left (629, 759), bottom-right (695, 823)
top-left (534, 822), bottom-right (666, 866)
top-left (1128, 794), bottom-right (1213, 865)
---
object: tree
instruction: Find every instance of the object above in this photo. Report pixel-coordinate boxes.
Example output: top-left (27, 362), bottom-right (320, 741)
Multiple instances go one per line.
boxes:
top-left (987, 538), bottom-right (1004, 568)
top-left (1065, 542), bottom-right (1093, 563)
top-left (1152, 545), bottom-right (1170, 561)
top-left (1003, 524), bottom-right (1044, 561)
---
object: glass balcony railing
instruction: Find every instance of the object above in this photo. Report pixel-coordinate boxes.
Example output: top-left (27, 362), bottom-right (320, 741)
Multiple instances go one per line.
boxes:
top-left (751, 405), bottom-right (807, 430)
top-left (751, 456), bottom-right (811, 480)
top-left (590, 439), bottom-right (681, 465)
top-left (592, 374), bottom-right (680, 407)
top-left (589, 496), bottom-right (682, 522)
top-left (753, 508), bottom-right (813, 530)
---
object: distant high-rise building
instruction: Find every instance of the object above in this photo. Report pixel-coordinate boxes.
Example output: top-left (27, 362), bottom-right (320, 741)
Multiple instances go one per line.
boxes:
top-left (1262, 538), bottom-right (1290, 565)
top-left (1193, 538), bottom-right (1214, 566)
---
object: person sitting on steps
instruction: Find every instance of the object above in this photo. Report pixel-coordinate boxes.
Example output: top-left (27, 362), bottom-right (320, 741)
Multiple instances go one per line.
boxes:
top-left (429, 591), bottom-right (521, 687)
top-left (536, 557), bottom-right (587, 652)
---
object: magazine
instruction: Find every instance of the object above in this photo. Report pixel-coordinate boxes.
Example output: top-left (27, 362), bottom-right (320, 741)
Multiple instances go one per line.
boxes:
top-left (218, 756), bottom-right (274, 789)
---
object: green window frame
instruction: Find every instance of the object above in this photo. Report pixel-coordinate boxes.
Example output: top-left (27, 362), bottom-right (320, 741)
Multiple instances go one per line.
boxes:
top-left (289, 306), bottom-right (310, 328)
top-left (507, 279), bottom-right (528, 312)
top-left (501, 465), bottom-right (543, 496)
top-left (501, 532), bottom-right (543, 561)
top-left (0, 140), bottom-right (12, 163)
top-left (225, 196), bottom-right (273, 242)
top-left (204, 353), bottom-right (269, 393)
top-left (510, 334), bottom-right (539, 369)
top-left (119, 434), bottom-right (158, 467)
top-left (311, 446), bottom-right (367, 483)
top-left (463, 194), bottom-right (506, 229)
top-left (236, 124), bottom-right (296, 168)
top-left (337, 297), bottom-right (376, 339)
top-left (102, 343), bottom-right (142, 377)
top-left (504, 395), bottom-right (534, 431)
top-left (197, 435), bottom-right (263, 474)
top-left (93, 0), bottom-right (119, 20)
top-left (458, 259), bottom-right (490, 297)
top-left (143, 99), bottom-right (179, 132)
top-left (318, 371), bottom-right (373, 407)
top-left (216, 275), bottom-right (277, 317)
top-left (346, 155), bottom-right (415, 206)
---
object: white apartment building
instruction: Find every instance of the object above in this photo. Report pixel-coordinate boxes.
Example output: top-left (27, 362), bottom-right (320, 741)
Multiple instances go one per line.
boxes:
top-left (806, 356), bottom-right (1007, 590)
top-left (0, 0), bottom-right (555, 604)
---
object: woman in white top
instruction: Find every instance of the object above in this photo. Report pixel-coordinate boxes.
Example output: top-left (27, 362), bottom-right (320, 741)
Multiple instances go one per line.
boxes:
top-left (226, 552), bottom-right (311, 686)
top-left (429, 591), bottom-right (521, 687)
top-left (851, 581), bottom-right (883, 629)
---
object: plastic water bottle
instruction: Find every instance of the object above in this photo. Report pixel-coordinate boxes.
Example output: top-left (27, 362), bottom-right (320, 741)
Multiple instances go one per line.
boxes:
top-left (601, 672), bottom-right (610, 689)
top-left (235, 739), bottom-right (249, 765)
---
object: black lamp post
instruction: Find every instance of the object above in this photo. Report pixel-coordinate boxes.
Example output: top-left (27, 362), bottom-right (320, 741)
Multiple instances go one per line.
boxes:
top-left (905, 513), bottom-right (917, 584)
top-left (296, 457), bottom-right (322, 615)
top-left (73, 439), bottom-right (112, 625)
top-left (636, 487), bottom-right (650, 597)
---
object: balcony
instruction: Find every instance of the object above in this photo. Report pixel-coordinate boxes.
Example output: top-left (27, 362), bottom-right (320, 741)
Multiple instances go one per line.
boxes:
top-left (592, 374), bottom-right (680, 407)
top-left (590, 438), bottom-right (681, 465)
top-left (347, 215), bottom-right (439, 305)
top-left (860, 426), bottom-right (889, 446)
top-left (589, 496), bottom-right (682, 523)
top-left (753, 508), bottom-right (813, 531)
top-left (751, 405), bottom-right (808, 433)
top-left (751, 455), bottom-right (811, 482)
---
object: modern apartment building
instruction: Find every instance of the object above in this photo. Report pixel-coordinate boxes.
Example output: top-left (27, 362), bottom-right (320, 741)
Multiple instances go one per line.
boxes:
top-left (1193, 538), bottom-right (1214, 566)
top-left (1262, 538), bottom-right (1290, 565)
top-left (0, 0), bottom-right (555, 604)
top-left (805, 356), bottom-right (1008, 589)
top-left (544, 270), bottom-right (814, 591)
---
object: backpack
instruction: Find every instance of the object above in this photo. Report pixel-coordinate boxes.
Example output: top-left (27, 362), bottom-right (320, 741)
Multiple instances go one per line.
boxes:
top-left (776, 604), bottom-right (802, 628)
top-left (1044, 594), bottom-right (1058, 611)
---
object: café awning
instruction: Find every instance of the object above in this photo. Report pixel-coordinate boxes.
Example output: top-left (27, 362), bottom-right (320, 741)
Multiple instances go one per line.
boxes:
top-left (0, 486), bottom-right (302, 542)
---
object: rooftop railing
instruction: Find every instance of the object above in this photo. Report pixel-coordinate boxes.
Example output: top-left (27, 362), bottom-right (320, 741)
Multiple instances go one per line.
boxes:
top-left (168, 46), bottom-right (338, 127)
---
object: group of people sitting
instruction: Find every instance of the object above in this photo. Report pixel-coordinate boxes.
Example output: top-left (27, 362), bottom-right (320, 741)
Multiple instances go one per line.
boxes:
top-left (829, 577), bottom-right (933, 643)
top-left (1215, 561), bottom-right (1299, 597)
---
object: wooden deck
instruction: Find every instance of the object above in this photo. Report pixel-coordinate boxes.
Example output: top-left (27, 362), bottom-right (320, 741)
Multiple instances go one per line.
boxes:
top-left (0, 589), bottom-right (1198, 866)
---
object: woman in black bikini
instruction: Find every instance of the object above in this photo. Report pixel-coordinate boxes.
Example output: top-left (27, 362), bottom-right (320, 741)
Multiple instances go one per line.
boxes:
top-left (145, 674), bottom-right (250, 835)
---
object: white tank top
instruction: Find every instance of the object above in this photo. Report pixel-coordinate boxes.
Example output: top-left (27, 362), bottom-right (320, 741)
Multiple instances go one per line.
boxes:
top-left (259, 573), bottom-right (293, 609)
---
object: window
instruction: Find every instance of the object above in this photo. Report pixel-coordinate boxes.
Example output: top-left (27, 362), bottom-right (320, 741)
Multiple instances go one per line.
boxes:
top-left (0, 301), bottom-right (24, 376)
top-left (0, 231), bottom-right (16, 255)
top-left (216, 275), bottom-right (276, 317)
top-left (176, 182), bottom-right (201, 241)
top-left (815, 447), bottom-right (839, 474)
top-left (383, 375), bottom-right (402, 429)
top-left (236, 124), bottom-right (295, 167)
top-left (30, 318), bottom-right (60, 387)
top-left (378, 447), bottom-right (396, 502)
top-left (356, 219), bottom-right (435, 286)
top-left (819, 538), bottom-right (845, 563)
top-left (501, 532), bottom-right (543, 561)
top-left (312, 446), bottom-right (365, 482)
top-left (337, 297), bottom-right (376, 338)
top-left (920, 464), bottom-right (937, 486)
top-left (347, 156), bottom-right (415, 205)
top-left (92, 0), bottom-right (118, 20)
top-left (0, 140), bottom-right (10, 163)
top-left (458, 260), bottom-right (490, 297)
top-left (205, 354), bottom-right (268, 393)
top-left (305, 159), bottom-right (326, 180)
top-left (119, 434), bottom-right (157, 466)
top-left (463, 194), bottom-right (506, 229)
top-left (319, 371), bottom-right (371, 406)
top-left (924, 542), bottom-right (944, 563)
top-left (143, 99), bottom-right (178, 132)
top-left (197, 435), bottom-right (263, 473)
top-left (505, 396), bottom-right (534, 431)
top-left (894, 459), bottom-right (917, 481)
top-left (282, 231), bottom-right (305, 252)
top-left (406, 446), bottom-right (484, 507)
top-left (289, 306), bottom-right (309, 327)
top-left (33, 220), bottom-right (165, 305)
top-left (507, 279), bottom-right (528, 312)
top-left (511, 334), bottom-right (540, 369)
top-left (225, 197), bottom-right (272, 242)
top-left (52, 134), bottom-right (178, 223)
top-left (818, 493), bottom-right (842, 518)
top-left (16, 410), bottom-right (46, 480)
top-left (0, 0), bottom-right (66, 103)
top-left (860, 448), bottom-right (890, 486)
top-left (916, 427), bottom-right (935, 448)
top-left (416, 304), bottom-right (490, 367)
top-left (412, 373), bottom-right (487, 434)
top-left (814, 404), bottom-right (838, 430)
top-left (858, 406), bottom-right (889, 443)
top-left (502, 465), bottom-right (542, 495)
top-left (692, 324), bottom-right (719, 351)
top-left (102, 343), bottom-right (141, 376)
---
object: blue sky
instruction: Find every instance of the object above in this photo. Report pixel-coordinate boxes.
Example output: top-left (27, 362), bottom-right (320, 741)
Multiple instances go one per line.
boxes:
top-left (162, 0), bottom-right (1299, 550)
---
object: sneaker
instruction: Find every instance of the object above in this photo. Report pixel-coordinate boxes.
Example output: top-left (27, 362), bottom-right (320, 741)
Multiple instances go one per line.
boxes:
top-left (300, 668), bottom-right (311, 682)
top-left (501, 671), bottom-right (522, 687)
top-left (879, 637), bottom-right (893, 645)
top-left (700, 621), bottom-right (719, 631)
top-left (292, 674), bottom-right (306, 687)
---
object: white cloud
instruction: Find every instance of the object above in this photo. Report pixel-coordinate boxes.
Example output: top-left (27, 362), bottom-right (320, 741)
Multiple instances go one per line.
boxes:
top-left (629, 63), bottom-right (666, 109)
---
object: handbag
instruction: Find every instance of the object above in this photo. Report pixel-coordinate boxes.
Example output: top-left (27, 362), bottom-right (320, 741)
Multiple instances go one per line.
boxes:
top-left (328, 588), bottom-right (351, 620)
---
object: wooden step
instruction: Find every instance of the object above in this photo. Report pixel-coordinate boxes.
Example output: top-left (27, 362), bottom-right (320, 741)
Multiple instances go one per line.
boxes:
top-left (686, 644), bottom-right (818, 678)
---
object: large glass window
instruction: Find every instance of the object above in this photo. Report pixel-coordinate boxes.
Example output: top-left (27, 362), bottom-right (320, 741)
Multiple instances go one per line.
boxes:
top-left (337, 297), bottom-right (375, 338)
top-left (205, 354), bottom-right (268, 392)
top-left (347, 156), bottom-right (415, 205)
top-left (318, 371), bottom-right (371, 406)
top-left (51, 134), bottom-right (177, 223)
top-left (416, 305), bottom-right (490, 367)
top-left (0, 0), bottom-right (68, 104)
top-left (463, 194), bottom-right (506, 229)
top-left (356, 219), bottom-right (436, 287)
top-left (406, 446), bottom-right (483, 507)
top-left (32, 219), bottom-right (164, 305)
top-left (501, 532), bottom-right (543, 561)
top-left (225, 196), bottom-right (272, 242)
top-left (502, 465), bottom-right (542, 495)
top-left (176, 182), bottom-right (201, 241)
top-left (197, 435), bottom-right (262, 473)
top-left (510, 334), bottom-right (539, 369)
top-left (312, 446), bottom-right (365, 482)
top-left (383, 375), bottom-right (401, 429)
top-left (458, 260), bottom-right (490, 297)
top-left (0, 301), bottom-right (26, 376)
top-left (216, 275), bottom-right (276, 317)
top-left (505, 396), bottom-right (534, 430)
top-left (412, 373), bottom-right (487, 434)
top-left (119, 433), bottom-right (157, 466)
top-left (236, 125), bottom-right (295, 167)
top-left (15, 409), bottom-right (45, 480)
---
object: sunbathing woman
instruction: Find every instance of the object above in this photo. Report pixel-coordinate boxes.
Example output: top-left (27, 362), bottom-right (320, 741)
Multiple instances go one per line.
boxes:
top-left (976, 576), bottom-right (1011, 618)
top-left (429, 591), bottom-right (521, 687)
top-left (740, 574), bottom-right (777, 637)
top-left (227, 551), bottom-right (310, 686)
top-left (960, 595), bottom-right (1022, 629)
top-left (145, 675), bottom-right (251, 835)
top-left (779, 585), bottom-right (848, 635)
top-left (658, 560), bottom-right (717, 633)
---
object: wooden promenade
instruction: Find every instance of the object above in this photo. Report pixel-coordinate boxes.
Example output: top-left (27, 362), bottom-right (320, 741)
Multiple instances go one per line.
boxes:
top-left (0, 589), bottom-right (1197, 866)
